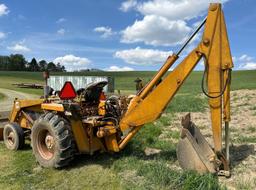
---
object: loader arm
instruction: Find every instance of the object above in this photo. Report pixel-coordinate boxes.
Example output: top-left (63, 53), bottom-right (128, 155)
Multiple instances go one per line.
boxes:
top-left (118, 3), bottom-right (233, 174)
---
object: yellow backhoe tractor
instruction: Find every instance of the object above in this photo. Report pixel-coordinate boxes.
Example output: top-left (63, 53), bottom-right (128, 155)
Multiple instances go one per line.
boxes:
top-left (0, 3), bottom-right (233, 176)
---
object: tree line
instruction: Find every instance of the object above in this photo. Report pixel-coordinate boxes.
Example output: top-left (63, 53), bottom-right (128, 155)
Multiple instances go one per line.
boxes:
top-left (0, 54), bottom-right (66, 72)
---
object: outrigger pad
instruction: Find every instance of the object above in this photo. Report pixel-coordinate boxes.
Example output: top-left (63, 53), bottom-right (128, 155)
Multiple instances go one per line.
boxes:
top-left (176, 113), bottom-right (217, 174)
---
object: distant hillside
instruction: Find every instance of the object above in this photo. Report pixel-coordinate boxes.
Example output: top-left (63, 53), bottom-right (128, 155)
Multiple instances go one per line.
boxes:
top-left (0, 70), bottom-right (255, 94)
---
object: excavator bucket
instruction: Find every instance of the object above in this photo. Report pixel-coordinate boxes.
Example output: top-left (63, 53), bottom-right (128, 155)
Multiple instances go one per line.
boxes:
top-left (176, 114), bottom-right (217, 174)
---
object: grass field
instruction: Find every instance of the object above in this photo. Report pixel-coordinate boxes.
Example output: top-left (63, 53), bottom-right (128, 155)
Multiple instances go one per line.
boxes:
top-left (0, 70), bottom-right (256, 190)
top-left (0, 70), bottom-right (256, 95)
top-left (0, 117), bottom-right (224, 190)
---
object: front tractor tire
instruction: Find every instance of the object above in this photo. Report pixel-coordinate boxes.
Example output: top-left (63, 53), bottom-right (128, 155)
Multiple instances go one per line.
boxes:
top-left (31, 112), bottom-right (75, 168)
top-left (3, 123), bottom-right (25, 150)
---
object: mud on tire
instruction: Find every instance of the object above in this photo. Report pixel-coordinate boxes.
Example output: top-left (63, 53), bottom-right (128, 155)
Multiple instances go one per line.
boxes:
top-left (31, 112), bottom-right (76, 168)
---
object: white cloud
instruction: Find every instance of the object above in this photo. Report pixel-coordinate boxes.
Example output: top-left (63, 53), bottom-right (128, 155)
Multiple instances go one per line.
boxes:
top-left (121, 15), bottom-right (191, 46)
top-left (106, 65), bottom-right (134, 72)
top-left (114, 47), bottom-right (172, 65)
top-left (238, 54), bottom-right (253, 62)
top-left (57, 28), bottom-right (65, 35)
top-left (240, 62), bottom-right (256, 70)
top-left (56, 18), bottom-right (66, 24)
top-left (120, 0), bottom-right (229, 47)
top-left (0, 4), bottom-right (9, 16)
top-left (233, 54), bottom-right (256, 70)
top-left (94, 26), bottom-right (115, 38)
top-left (7, 44), bottom-right (31, 52)
top-left (0, 32), bottom-right (6, 39)
top-left (120, 0), bottom-right (137, 12)
top-left (136, 0), bottom-right (229, 21)
top-left (53, 54), bottom-right (91, 71)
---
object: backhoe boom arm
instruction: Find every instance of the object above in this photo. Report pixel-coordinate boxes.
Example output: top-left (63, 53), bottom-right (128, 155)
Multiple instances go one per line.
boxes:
top-left (118, 4), bottom-right (233, 174)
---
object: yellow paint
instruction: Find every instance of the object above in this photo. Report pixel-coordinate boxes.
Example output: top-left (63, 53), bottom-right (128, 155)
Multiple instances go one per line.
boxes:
top-left (19, 116), bottom-right (31, 129)
top-left (97, 125), bottom-right (117, 138)
top-left (41, 103), bottom-right (64, 112)
top-left (98, 101), bottom-right (106, 116)
top-left (9, 99), bottom-right (44, 122)
top-left (119, 3), bottom-right (233, 155)
top-left (105, 135), bottom-right (119, 152)
top-left (70, 119), bottom-right (90, 153)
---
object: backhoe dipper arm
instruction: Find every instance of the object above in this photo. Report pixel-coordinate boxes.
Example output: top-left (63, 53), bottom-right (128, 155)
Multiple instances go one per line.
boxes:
top-left (119, 3), bottom-right (233, 155)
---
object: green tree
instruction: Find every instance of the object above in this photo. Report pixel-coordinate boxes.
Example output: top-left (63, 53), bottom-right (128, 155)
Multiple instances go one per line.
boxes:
top-left (28, 58), bottom-right (39, 71)
top-left (47, 62), bottom-right (57, 71)
top-left (39, 60), bottom-right (48, 71)
top-left (0, 56), bottom-right (10, 71)
top-left (9, 54), bottom-right (26, 71)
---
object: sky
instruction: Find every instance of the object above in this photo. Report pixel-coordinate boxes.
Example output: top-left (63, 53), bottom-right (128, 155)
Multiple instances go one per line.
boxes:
top-left (0, 0), bottom-right (255, 71)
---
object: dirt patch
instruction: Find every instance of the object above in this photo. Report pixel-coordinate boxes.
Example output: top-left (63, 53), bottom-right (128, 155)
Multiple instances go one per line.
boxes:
top-left (144, 147), bottom-right (162, 156)
top-left (162, 89), bottom-right (256, 190)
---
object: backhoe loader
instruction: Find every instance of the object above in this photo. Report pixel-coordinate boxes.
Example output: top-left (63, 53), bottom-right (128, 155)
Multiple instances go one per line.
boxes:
top-left (0, 3), bottom-right (233, 176)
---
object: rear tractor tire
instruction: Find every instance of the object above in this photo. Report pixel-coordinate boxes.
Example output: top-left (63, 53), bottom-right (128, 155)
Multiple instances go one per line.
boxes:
top-left (31, 112), bottom-right (75, 168)
top-left (3, 123), bottom-right (25, 150)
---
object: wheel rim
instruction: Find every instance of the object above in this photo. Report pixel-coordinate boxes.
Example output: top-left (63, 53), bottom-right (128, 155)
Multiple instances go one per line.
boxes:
top-left (37, 129), bottom-right (55, 160)
top-left (6, 130), bottom-right (15, 146)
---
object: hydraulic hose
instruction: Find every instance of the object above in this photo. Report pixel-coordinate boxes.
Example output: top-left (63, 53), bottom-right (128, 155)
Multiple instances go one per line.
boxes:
top-left (201, 57), bottom-right (232, 99)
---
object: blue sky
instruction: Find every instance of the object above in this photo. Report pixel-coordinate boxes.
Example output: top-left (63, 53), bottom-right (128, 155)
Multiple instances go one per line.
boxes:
top-left (0, 0), bottom-right (255, 71)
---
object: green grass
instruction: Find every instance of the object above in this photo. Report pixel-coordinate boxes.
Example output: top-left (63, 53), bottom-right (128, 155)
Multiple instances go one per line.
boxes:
top-left (250, 106), bottom-right (256, 111)
top-left (0, 72), bottom-right (43, 95)
top-left (0, 70), bottom-right (255, 189)
top-left (166, 94), bottom-right (207, 113)
top-left (248, 126), bottom-right (256, 133)
top-left (113, 159), bottom-right (223, 190)
top-left (0, 112), bottom-right (222, 190)
top-left (0, 143), bottom-right (123, 190)
top-left (0, 121), bottom-right (224, 190)
top-left (234, 134), bottom-right (256, 143)
top-left (0, 70), bottom-right (255, 95)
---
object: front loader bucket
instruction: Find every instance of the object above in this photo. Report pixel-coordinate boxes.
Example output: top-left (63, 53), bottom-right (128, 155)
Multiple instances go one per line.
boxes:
top-left (176, 114), bottom-right (217, 174)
